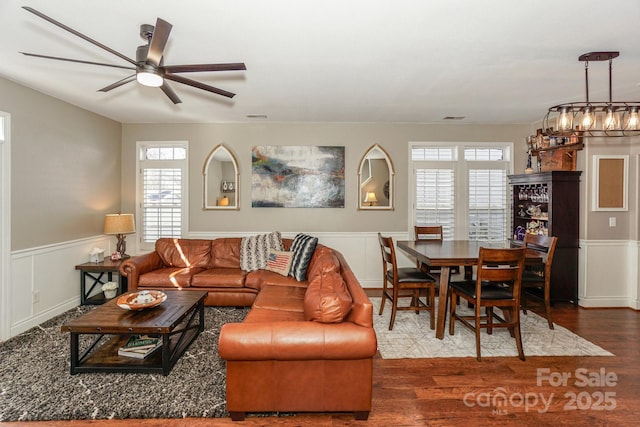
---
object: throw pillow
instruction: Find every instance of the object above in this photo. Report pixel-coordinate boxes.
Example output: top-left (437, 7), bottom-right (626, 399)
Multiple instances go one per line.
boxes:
top-left (289, 233), bottom-right (318, 281)
top-left (265, 249), bottom-right (294, 276)
top-left (240, 231), bottom-right (284, 271)
top-left (303, 269), bottom-right (353, 323)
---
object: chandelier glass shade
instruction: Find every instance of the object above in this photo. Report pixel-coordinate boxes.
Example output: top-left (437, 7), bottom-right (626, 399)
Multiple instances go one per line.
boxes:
top-left (542, 52), bottom-right (640, 137)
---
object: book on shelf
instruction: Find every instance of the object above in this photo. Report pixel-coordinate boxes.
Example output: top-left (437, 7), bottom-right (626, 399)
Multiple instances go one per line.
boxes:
top-left (118, 335), bottom-right (162, 359)
top-left (121, 334), bottom-right (159, 349)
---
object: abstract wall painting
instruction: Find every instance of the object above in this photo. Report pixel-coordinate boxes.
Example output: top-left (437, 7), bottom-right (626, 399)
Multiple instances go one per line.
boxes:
top-left (252, 146), bottom-right (345, 208)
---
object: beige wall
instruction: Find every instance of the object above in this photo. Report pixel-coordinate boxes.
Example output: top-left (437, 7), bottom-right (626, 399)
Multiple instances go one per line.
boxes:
top-left (0, 77), bottom-right (122, 251)
top-left (122, 122), bottom-right (530, 235)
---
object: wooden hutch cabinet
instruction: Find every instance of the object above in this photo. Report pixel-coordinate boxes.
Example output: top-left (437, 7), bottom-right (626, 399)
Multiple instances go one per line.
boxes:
top-left (508, 171), bottom-right (582, 304)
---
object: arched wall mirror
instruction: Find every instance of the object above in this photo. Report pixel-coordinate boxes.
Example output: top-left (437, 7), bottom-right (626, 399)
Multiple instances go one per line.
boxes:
top-left (358, 144), bottom-right (394, 210)
top-left (203, 144), bottom-right (239, 210)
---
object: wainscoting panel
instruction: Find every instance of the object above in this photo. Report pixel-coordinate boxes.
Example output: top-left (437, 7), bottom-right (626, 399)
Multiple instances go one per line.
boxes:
top-left (579, 240), bottom-right (638, 308)
top-left (10, 236), bottom-right (114, 337)
top-left (13, 234), bottom-right (636, 339)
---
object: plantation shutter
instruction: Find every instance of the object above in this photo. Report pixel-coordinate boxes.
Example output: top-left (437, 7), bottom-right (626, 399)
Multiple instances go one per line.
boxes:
top-left (467, 168), bottom-right (507, 241)
top-left (142, 168), bottom-right (183, 243)
top-left (415, 168), bottom-right (455, 240)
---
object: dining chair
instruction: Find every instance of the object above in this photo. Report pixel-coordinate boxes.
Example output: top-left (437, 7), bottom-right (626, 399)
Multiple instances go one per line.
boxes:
top-left (521, 234), bottom-right (558, 330)
top-left (378, 233), bottom-right (437, 330)
top-left (414, 225), bottom-right (462, 276)
top-left (448, 247), bottom-right (526, 361)
top-left (413, 225), bottom-right (443, 273)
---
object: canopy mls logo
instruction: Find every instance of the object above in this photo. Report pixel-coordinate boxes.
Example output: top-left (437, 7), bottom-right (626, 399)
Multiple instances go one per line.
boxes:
top-left (463, 386), bottom-right (553, 415)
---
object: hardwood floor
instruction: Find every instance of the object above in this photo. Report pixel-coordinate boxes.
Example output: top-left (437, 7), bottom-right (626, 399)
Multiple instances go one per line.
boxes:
top-left (2, 304), bottom-right (638, 427)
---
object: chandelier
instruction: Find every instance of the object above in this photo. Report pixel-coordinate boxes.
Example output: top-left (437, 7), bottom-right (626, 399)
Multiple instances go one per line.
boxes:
top-left (542, 51), bottom-right (640, 137)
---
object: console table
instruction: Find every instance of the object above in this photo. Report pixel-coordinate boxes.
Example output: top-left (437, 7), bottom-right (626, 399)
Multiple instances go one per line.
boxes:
top-left (75, 258), bottom-right (127, 305)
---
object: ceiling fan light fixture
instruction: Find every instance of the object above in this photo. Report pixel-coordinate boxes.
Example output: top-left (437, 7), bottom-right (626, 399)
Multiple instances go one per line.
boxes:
top-left (21, 7), bottom-right (246, 105)
top-left (136, 70), bottom-right (163, 87)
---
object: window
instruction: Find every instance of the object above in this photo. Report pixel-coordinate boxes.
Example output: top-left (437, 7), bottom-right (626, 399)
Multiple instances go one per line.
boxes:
top-left (137, 142), bottom-right (188, 251)
top-left (411, 143), bottom-right (512, 241)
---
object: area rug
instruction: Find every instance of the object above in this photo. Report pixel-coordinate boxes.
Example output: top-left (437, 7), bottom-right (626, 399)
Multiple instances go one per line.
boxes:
top-left (372, 297), bottom-right (614, 359)
top-left (0, 305), bottom-right (249, 422)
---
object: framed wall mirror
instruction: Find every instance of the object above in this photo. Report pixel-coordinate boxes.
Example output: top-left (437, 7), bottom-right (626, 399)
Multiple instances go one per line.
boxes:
top-left (358, 144), bottom-right (394, 210)
top-left (203, 144), bottom-right (239, 210)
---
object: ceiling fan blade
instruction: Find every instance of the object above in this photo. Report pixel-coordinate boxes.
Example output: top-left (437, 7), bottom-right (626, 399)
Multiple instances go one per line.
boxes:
top-left (20, 52), bottom-right (136, 71)
top-left (160, 82), bottom-right (182, 104)
top-left (164, 73), bottom-right (236, 98)
top-left (22, 6), bottom-right (137, 66)
top-left (98, 75), bottom-right (137, 92)
top-left (146, 18), bottom-right (172, 67)
top-left (163, 63), bottom-right (247, 73)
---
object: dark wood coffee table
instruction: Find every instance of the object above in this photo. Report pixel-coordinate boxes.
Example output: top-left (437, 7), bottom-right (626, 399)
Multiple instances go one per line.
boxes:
top-left (61, 290), bottom-right (207, 376)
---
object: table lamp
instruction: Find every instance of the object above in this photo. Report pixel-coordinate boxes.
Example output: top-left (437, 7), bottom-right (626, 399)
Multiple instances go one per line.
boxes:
top-left (104, 213), bottom-right (135, 259)
top-left (364, 192), bottom-right (378, 206)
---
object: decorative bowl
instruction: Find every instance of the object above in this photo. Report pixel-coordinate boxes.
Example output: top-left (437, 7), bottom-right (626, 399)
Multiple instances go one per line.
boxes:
top-left (117, 290), bottom-right (167, 311)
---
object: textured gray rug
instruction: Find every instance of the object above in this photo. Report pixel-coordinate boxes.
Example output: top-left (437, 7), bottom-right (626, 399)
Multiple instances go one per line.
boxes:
top-left (0, 305), bottom-right (249, 422)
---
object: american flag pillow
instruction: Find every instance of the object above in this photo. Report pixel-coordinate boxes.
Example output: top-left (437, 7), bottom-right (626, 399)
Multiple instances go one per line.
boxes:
top-left (265, 250), bottom-right (294, 276)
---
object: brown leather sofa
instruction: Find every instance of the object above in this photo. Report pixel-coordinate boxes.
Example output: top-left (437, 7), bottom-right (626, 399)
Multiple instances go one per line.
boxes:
top-left (120, 237), bottom-right (377, 420)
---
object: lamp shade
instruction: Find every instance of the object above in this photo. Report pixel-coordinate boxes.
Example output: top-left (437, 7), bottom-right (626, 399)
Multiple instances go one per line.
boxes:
top-left (104, 214), bottom-right (135, 235)
top-left (364, 192), bottom-right (378, 203)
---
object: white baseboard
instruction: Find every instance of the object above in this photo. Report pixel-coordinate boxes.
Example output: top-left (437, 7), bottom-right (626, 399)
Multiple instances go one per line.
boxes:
top-left (578, 296), bottom-right (635, 309)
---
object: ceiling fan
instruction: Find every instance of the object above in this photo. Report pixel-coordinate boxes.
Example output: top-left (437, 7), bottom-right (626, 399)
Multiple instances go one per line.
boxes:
top-left (20, 6), bottom-right (246, 104)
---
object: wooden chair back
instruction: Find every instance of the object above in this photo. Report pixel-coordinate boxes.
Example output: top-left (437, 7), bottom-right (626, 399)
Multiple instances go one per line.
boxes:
top-left (378, 233), bottom-right (398, 279)
top-left (521, 234), bottom-right (558, 329)
top-left (414, 225), bottom-right (443, 242)
top-left (475, 247), bottom-right (526, 301)
top-left (522, 234), bottom-right (558, 278)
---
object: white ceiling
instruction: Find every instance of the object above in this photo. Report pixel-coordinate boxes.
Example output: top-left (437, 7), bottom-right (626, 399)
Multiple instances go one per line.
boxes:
top-left (2, 0), bottom-right (640, 125)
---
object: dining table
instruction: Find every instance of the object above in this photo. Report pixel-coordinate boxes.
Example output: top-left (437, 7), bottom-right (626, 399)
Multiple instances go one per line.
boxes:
top-left (396, 239), bottom-right (540, 340)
